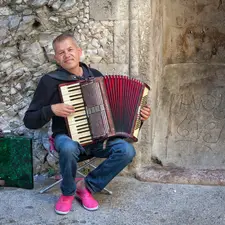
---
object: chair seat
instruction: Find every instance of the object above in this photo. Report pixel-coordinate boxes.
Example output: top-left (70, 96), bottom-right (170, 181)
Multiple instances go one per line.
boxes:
top-left (78, 153), bottom-right (94, 162)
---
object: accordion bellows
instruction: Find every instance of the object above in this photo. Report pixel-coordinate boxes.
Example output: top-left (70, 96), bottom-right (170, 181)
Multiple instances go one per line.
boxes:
top-left (59, 75), bottom-right (150, 145)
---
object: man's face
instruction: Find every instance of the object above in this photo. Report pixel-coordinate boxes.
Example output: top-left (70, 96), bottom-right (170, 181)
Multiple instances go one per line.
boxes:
top-left (54, 38), bottom-right (82, 71)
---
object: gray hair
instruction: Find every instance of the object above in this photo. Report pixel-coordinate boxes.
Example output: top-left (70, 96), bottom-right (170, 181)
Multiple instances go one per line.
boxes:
top-left (52, 33), bottom-right (78, 51)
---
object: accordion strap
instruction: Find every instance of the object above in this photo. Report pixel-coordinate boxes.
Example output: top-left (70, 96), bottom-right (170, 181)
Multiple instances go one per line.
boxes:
top-left (102, 139), bottom-right (109, 150)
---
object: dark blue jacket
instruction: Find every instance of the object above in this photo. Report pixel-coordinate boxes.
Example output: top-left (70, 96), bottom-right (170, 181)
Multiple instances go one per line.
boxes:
top-left (23, 63), bottom-right (103, 137)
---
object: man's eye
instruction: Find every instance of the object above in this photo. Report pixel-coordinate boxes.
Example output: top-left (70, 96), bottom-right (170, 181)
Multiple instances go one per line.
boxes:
top-left (68, 48), bottom-right (73, 51)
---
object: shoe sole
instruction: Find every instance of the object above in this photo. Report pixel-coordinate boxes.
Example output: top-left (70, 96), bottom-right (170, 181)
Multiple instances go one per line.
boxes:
top-left (75, 195), bottom-right (99, 211)
top-left (55, 209), bottom-right (70, 215)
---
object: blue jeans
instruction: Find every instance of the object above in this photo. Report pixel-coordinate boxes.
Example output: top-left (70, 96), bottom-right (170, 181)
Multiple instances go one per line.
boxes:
top-left (54, 134), bottom-right (136, 196)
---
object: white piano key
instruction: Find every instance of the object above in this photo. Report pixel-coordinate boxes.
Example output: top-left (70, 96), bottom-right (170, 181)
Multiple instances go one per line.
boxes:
top-left (60, 83), bottom-right (81, 95)
top-left (79, 139), bottom-right (92, 144)
top-left (78, 129), bottom-right (90, 134)
top-left (68, 115), bottom-right (87, 125)
top-left (70, 123), bottom-right (89, 132)
top-left (63, 99), bottom-right (84, 105)
top-left (68, 116), bottom-right (87, 124)
top-left (75, 117), bottom-right (88, 122)
top-left (60, 87), bottom-right (81, 94)
top-left (80, 138), bottom-right (92, 142)
top-left (73, 104), bottom-right (85, 109)
top-left (71, 109), bottom-right (86, 116)
top-left (75, 107), bottom-right (86, 112)
top-left (77, 124), bottom-right (89, 130)
top-left (62, 93), bottom-right (82, 101)
top-left (69, 123), bottom-right (89, 132)
top-left (78, 131), bottom-right (91, 138)
top-left (71, 132), bottom-right (91, 141)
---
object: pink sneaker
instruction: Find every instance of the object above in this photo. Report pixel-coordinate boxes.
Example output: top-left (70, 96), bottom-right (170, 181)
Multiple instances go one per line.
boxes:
top-left (55, 195), bottom-right (74, 215)
top-left (76, 186), bottom-right (99, 211)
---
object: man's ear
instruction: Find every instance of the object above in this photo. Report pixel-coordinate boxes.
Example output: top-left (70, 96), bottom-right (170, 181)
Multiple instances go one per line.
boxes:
top-left (54, 55), bottom-right (58, 63)
top-left (78, 48), bottom-right (82, 56)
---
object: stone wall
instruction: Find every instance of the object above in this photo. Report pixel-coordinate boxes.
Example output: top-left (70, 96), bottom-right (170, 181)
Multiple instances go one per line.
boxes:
top-left (0, 0), bottom-right (153, 174)
top-left (1, 0), bottom-right (224, 177)
top-left (152, 0), bottom-right (225, 170)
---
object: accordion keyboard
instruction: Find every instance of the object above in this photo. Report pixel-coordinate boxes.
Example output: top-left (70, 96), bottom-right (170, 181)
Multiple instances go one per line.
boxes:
top-left (60, 83), bottom-right (93, 145)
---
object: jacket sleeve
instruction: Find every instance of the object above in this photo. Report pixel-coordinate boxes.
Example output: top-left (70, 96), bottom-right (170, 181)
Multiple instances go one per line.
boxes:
top-left (23, 76), bottom-right (55, 129)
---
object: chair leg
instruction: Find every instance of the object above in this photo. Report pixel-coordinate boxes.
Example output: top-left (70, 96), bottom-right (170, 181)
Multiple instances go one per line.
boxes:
top-left (38, 159), bottom-right (96, 194)
top-left (39, 178), bottom-right (62, 194)
top-left (39, 173), bottom-right (112, 195)
top-left (76, 170), bottom-right (113, 195)
top-left (77, 159), bottom-right (112, 194)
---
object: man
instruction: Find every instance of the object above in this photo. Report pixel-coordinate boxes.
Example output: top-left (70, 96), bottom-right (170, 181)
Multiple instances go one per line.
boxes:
top-left (23, 33), bottom-right (151, 215)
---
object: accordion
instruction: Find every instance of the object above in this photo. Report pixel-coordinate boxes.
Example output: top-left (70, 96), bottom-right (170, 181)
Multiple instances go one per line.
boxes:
top-left (59, 75), bottom-right (150, 146)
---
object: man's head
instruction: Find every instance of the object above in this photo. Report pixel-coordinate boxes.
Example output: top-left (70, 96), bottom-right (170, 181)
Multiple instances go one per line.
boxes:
top-left (53, 33), bottom-right (82, 72)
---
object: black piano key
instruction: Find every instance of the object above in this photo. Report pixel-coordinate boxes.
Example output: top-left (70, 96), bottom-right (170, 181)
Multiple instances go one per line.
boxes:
top-left (68, 87), bottom-right (80, 91)
top-left (77, 129), bottom-right (90, 134)
top-left (75, 118), bottom-right (87, 122)
top-left (77, 126), bottom-right (89, 131)
top-left (79, 135), bottom-right (92, 140)
top-left (70, 97), bottom-right (83, 101)
top-left (72, 104), bottom-right (84, 108)
top-left (73, 107), bottom-right (85, 111)
top-left (75, 108), bottom-right (86, 112)
top-left (69, 93), bottom-right (82, 98)
top-left (74, 115), bottom-right (86, 119)
top-left (77, 123), bottom-right (88, 128)
top-left (80, 139), bottom-right (92, 144)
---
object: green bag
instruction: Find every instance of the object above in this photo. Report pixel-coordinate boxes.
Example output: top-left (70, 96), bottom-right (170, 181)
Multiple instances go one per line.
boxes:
top-left (0, 135), bottom-right (33, 189)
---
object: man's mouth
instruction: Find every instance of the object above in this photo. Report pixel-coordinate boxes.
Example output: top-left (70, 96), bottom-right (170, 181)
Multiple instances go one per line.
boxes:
top-left (64, 59), bottom-right (73, 63)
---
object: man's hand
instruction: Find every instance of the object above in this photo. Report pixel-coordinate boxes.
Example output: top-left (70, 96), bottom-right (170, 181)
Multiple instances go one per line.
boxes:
top-left (51, 103), bottom-right (75, 118)
top-left (140, 105), bottom-right (151, 121)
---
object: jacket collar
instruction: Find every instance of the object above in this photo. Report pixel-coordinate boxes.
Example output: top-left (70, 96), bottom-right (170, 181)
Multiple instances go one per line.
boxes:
top-left (47, 62), bottom-right (94, 81)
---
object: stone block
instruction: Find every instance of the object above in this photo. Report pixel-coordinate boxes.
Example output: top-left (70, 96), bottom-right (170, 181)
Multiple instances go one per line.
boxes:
top-left (27, 0), bottom-right (48, 8)
top-left (19, 41), bottom-right (46, 68)
top-left (89, 63), bottom-right (129, 76)
top-left (136, 165), bottom-right (225, 186)
top-left (0, 6), bottom-right (13, 15)
top-left (114, 20), bottom-right (129, 64)
top-left (89, 0), bottom-right (129, 20)
top-left (152, 63), bottom-right (225, 169)
top-left (163, 0), bottom-right (225, 64)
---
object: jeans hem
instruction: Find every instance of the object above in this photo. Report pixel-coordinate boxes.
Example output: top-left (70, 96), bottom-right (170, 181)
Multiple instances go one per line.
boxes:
top-left (84, 179), bottom-right (98, 194)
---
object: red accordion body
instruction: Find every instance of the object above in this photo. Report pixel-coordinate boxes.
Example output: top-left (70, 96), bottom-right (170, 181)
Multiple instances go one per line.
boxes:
top-left (59, 75), bottom-right (150, 146)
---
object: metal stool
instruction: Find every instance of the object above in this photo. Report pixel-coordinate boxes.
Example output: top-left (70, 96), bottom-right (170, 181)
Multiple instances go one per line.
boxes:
top-left (39, 137), bottom-right (112, 195)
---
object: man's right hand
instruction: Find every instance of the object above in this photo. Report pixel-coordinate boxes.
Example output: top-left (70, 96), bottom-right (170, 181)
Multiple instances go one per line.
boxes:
top-left (51, 103), bottom-right (75, 118)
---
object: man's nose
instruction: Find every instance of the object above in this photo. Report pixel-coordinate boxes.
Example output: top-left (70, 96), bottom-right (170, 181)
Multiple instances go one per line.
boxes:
top-left (64, 50), bottom-right (70, 58)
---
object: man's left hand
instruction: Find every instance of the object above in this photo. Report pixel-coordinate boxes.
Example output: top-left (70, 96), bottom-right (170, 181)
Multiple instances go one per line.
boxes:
top-left (140, 105), bottom-right (151, 121)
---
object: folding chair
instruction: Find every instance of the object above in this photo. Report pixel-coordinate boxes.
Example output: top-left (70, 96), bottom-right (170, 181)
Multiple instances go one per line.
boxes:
top-left (39, 136), bottom-right (112, 195)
